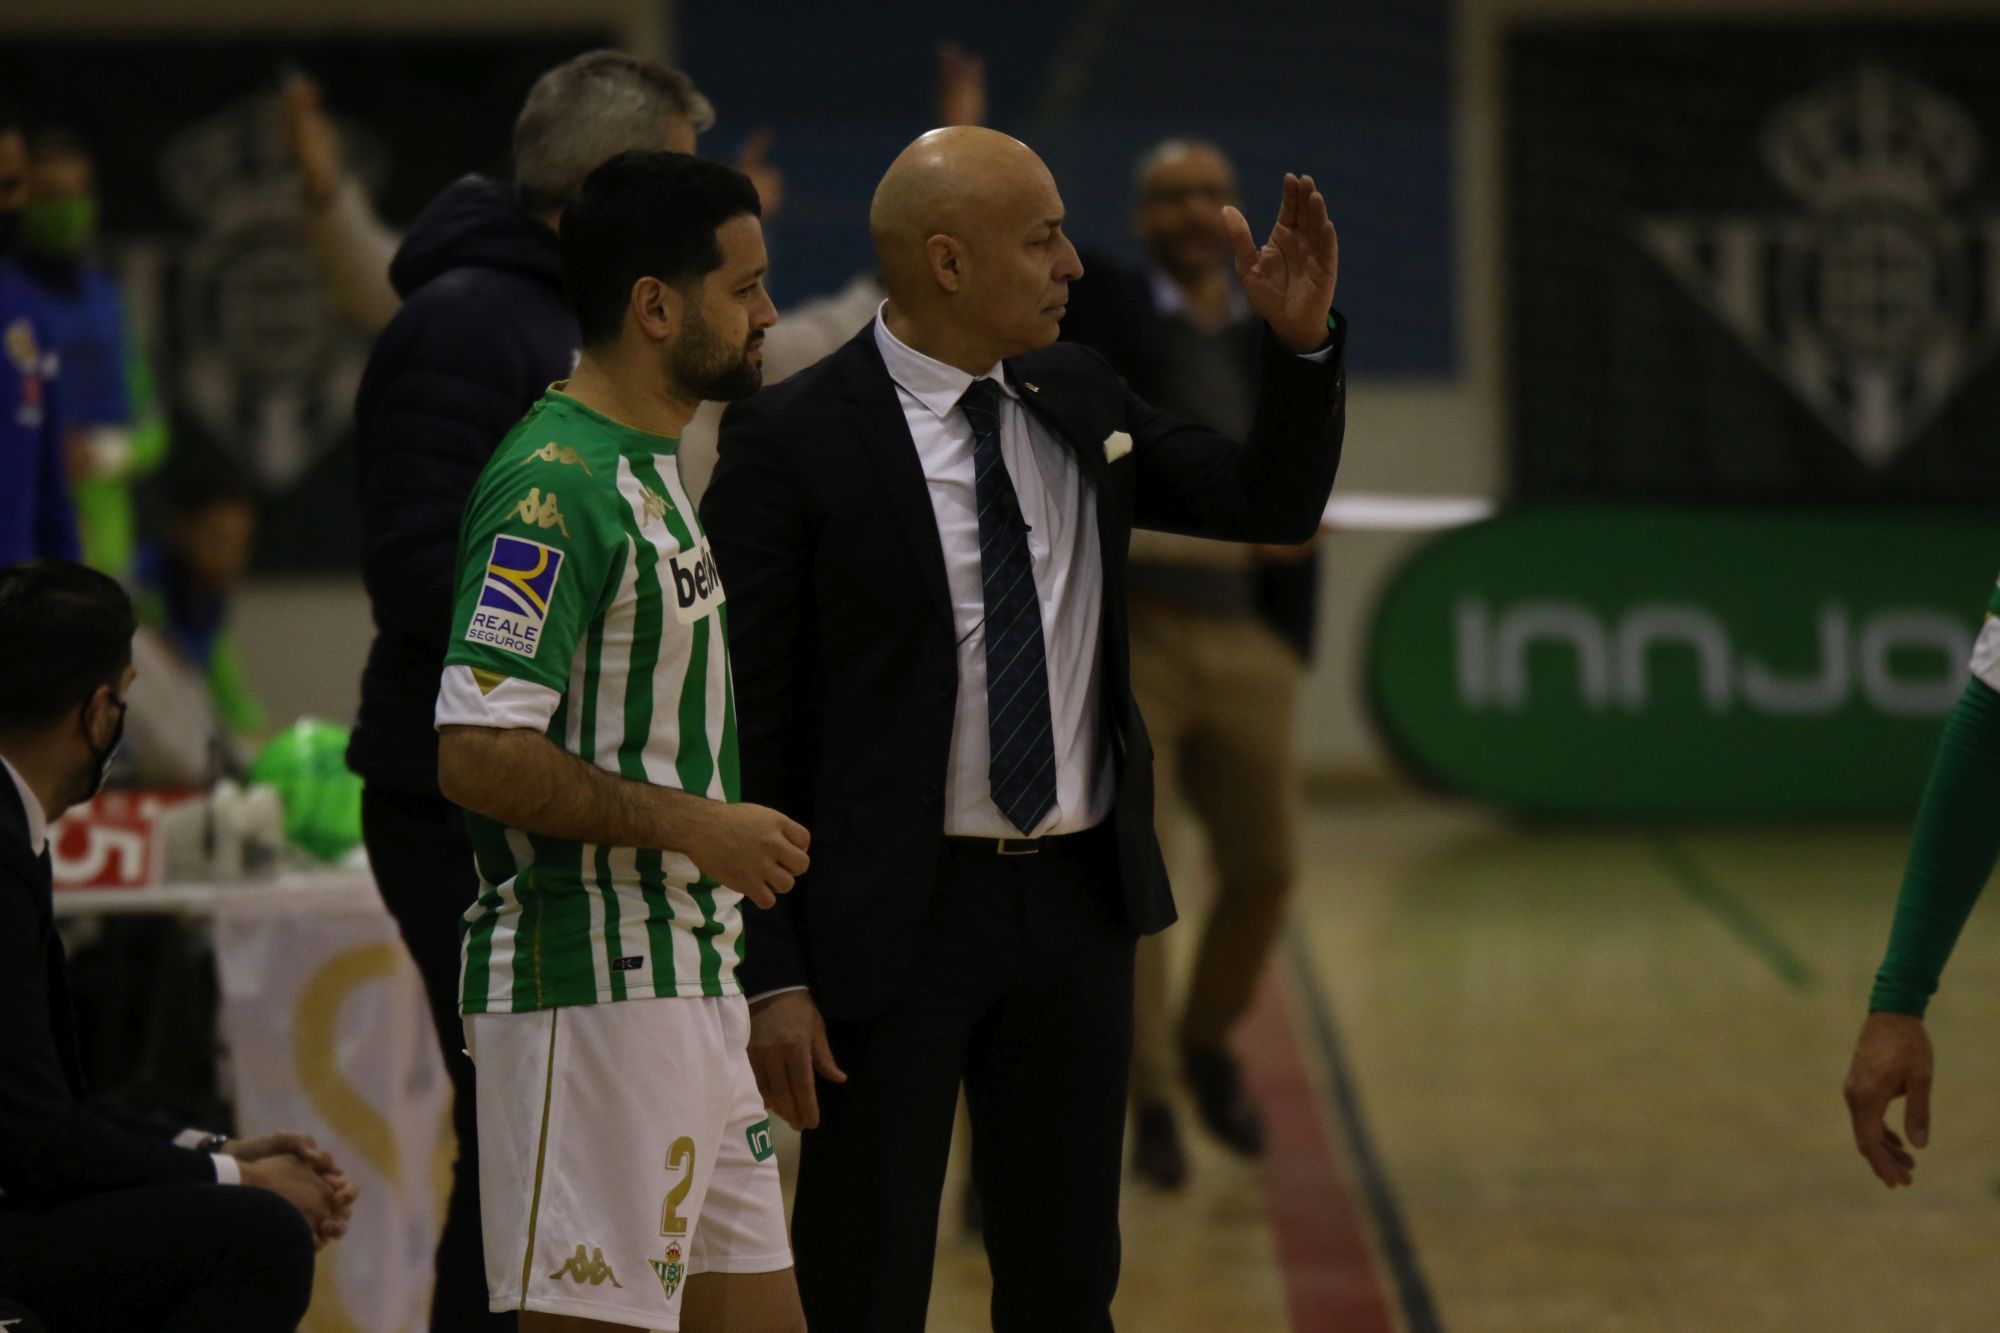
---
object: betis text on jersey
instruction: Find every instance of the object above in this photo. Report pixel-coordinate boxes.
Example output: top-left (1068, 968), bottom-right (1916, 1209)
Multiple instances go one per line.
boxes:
top-left (436, 388), bottom-right (740, 1014)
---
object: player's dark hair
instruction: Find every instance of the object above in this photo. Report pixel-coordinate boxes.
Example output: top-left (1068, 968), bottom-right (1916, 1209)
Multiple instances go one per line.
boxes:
top-left (0, 561), bottom-right (136, 734)
top-left (560, 150), bottom-right (761, 347)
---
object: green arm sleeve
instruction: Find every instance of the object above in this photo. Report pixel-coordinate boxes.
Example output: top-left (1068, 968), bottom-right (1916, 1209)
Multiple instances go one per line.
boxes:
top-left (123, 290), bottom-right (172, 472)
top-left (206, 629), bottom-right (269, 737)
top-left (1868, 677), bottom-right (2000, 1016)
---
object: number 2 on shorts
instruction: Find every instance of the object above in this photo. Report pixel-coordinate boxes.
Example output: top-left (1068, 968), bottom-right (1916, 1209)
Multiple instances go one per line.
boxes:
top-left (661, 1135), bottom-right (696, 1235)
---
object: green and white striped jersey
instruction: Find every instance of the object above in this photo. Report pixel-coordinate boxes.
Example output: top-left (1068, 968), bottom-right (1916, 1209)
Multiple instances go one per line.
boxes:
top-left (436, 388), bottom-right (740, 1014)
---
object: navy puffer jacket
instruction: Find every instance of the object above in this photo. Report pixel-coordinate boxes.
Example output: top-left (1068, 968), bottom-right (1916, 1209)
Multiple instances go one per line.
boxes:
top-left (346, 175), bottom-right (579, 796)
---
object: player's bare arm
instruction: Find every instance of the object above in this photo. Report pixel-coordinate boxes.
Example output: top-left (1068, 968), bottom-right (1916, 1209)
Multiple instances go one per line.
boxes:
top-left (438, 723), bottom-right (809, 908)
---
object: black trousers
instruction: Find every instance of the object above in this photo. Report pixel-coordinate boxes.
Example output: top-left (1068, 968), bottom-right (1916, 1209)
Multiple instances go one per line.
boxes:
top-left (0, 1183), bottom-right (314, 1331)
top-left (793, 828), bottom-right (1138, 1333)
top-left (361, 787), bottom-right (512, 1331)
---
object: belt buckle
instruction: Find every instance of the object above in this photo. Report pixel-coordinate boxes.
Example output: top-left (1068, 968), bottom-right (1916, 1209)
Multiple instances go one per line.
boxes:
top-left (995, 837), bottom-right (1040, 856)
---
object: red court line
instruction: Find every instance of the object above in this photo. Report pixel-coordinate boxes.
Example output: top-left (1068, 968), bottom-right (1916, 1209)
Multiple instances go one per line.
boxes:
top-left (1239, 968), bottom-right (1400, 1333)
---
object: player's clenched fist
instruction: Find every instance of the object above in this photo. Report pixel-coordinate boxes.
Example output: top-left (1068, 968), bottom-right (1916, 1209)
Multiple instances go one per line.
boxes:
top-left (680, 802), bottom-right (811, 908)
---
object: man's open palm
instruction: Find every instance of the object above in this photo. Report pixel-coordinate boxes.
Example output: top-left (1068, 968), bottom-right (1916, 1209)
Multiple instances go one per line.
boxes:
top-left (1224, 173), bottom-right (1339, 354)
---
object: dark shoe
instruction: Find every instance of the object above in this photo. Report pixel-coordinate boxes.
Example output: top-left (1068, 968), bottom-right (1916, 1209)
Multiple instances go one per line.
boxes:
top-left (1131, 1102), bottom-right (1188, 1189)
top-left (1184, 1043), bottom-right (1265, 1158)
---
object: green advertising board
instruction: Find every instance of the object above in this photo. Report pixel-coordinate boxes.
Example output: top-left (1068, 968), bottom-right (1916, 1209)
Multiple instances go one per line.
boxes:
top-left (1368, 508), bottom-right (2000, 816)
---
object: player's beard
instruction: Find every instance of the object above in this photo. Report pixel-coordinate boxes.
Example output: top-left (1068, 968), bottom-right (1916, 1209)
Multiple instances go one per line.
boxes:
top-left (671, 308), bottom-right (764, 402)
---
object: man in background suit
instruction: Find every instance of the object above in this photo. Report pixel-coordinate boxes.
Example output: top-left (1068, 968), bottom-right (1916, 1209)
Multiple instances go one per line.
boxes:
top-left (702, 126), bottom-right (1344, 1330)
top-left (1062, 139), bottom-right (1323, 1187)
top-left (0, 560), bottom-right (356, 1331)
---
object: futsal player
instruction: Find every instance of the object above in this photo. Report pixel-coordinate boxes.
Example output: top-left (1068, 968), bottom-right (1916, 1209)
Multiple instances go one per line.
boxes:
top-left (1845, 575), bottom-right (2000, 1188)
top-left (433, 151), bottom-right (806, 1332)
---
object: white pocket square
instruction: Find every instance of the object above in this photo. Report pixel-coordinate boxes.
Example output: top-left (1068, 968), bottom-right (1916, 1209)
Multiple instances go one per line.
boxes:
top-left (1103, 430), bottom-right (1133, 463)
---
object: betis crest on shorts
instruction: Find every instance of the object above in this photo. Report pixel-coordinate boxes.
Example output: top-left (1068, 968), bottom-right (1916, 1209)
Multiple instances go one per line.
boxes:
top-left (467, 534), bottom-right (565, 659)
top-left (650, 1240), bottom-right (686, 1301)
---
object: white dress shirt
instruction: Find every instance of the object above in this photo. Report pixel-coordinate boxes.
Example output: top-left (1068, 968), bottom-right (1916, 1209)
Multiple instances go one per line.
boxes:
top-left (2, 757), bottom-right (240, 1185)
top-left (874, 309), bottom-right (1116, 839)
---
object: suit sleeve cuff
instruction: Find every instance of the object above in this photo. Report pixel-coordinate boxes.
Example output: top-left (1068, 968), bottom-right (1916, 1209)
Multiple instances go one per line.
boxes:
top-left (747, 985), bottom-right (810, 1005)
top-left (211, 1153), bottom-right (242, 1185)
top-left (173, 1128), bottom-right (210, 1150)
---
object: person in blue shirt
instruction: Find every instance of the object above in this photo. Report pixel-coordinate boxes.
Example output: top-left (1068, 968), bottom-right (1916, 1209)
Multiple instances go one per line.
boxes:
top-left (16, 129), bottom-right (165, 576)
top-left (0, 104), bottom-right (80, 569)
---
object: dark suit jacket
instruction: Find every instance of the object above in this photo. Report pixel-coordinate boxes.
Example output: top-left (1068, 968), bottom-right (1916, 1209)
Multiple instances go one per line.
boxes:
top-left (0, 776), bottom-right (217, 1210)
top-left (701, 319), bottom-right (1346, 1021)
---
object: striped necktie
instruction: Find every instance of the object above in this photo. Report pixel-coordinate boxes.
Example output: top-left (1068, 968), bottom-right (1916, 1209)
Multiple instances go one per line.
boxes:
top-left (959, 378), bottom-right (1058, 836)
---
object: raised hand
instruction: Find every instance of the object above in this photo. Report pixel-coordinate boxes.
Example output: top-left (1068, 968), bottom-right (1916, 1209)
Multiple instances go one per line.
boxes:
top-left (735, 130), bottom-right (785, 221)
top-left (1223, 173), bottom-right (1339, 354)
top-left (936, 41), bottom-right (987, 128)
top-left (1843, 1011), bottom-right (1934, 1187)
top-left (277, 73), bottom-right (343, 210)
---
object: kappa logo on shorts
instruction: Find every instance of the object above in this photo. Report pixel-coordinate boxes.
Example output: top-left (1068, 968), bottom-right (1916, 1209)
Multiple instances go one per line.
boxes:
top-left (745, 1118), bottom-right (776, 1162)
top-left (467, 535), bottom-right (564, 659)
top-left (650, 1239), bottom-right (687, 1301)
top-left (550, 1243), bottom-right (622, 1288)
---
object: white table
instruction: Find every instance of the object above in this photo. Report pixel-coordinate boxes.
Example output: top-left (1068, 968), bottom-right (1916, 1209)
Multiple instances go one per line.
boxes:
top-left (51, 868), bottom-right (381, 919)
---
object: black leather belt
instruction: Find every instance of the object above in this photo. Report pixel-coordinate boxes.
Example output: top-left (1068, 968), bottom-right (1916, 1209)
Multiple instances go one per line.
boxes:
top-left (944, 825), bottom-right (1107, 858)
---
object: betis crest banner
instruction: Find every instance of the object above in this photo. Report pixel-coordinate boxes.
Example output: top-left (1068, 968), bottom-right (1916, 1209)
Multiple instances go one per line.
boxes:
top-left (1508, 20), bottom-right (2000, 502)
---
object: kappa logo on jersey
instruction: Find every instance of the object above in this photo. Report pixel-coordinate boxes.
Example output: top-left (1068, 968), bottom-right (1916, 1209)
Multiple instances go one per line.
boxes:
top-left (550, 1243), bottom-right (622, 1288)
top-left (641, 485), bottom-right (675, 525)
top-left (668, 537), bottom-right (725, 626)
top-left (611, 955), bottom-right (644, 972)
top-left (516, 487), bottom-right (570, 537)
top-left (521, 441), bottom-right (593, 474)
top-left (467, 535), bottom-right (564, 659)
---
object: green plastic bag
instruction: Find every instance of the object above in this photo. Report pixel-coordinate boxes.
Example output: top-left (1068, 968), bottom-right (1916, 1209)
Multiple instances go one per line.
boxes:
top-left (247, 720), bottom-right (363, 863)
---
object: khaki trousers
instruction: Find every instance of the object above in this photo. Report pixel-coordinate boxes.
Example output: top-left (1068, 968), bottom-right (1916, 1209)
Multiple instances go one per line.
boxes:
top-left (1126, 599), bottom-right (1304, 1107)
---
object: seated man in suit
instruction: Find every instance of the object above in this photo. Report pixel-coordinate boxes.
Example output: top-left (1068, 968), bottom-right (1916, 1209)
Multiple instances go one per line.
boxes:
top-left (0, 560), bottom-right (357, 1332)
top-left (703, 126), bottom-right (1343, 1331)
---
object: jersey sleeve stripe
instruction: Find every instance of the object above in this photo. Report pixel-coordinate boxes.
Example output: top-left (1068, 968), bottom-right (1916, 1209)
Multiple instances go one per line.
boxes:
top-left (610, 457), bottom-right (682, 994)
top-left (574, 615), bottom-right (630, 1004)
top-left (645, 457), bottom-right (730, 992)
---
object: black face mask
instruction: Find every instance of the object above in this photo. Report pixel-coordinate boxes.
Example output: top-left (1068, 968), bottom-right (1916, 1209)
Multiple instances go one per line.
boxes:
top-left (78, 691), bottom-right (127, 801)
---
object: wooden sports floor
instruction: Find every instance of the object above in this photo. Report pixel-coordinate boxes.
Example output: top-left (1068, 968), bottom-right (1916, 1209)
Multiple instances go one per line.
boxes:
top-left (887, 795), bottom-right (2000, 1332)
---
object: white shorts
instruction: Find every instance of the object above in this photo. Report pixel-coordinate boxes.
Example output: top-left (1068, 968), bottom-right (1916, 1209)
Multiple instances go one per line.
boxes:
top-left (466, 993), bottom-right (790, 1329)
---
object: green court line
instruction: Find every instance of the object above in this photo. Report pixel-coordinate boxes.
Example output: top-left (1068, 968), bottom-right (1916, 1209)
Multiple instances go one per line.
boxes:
top-left (1653, 839), bottom-right (1817, 992)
